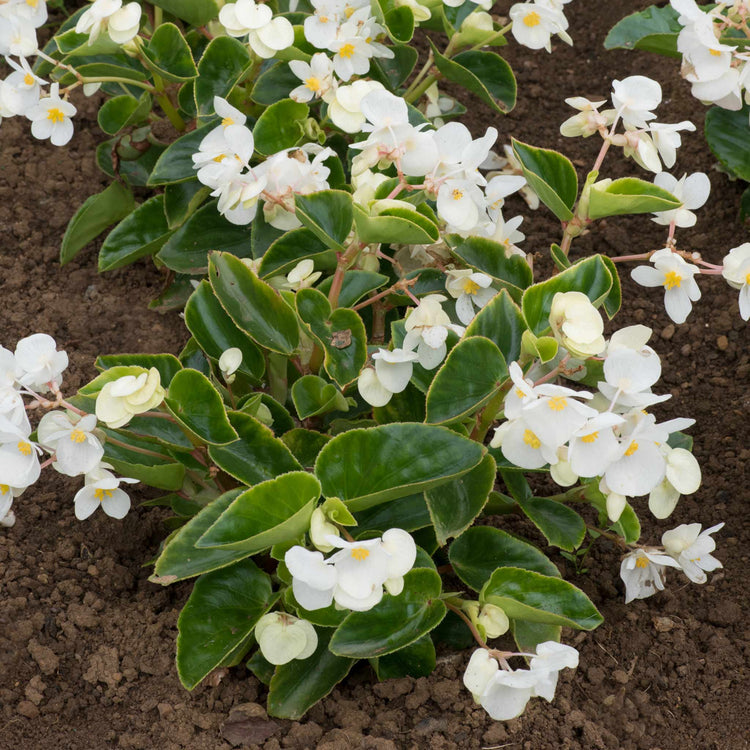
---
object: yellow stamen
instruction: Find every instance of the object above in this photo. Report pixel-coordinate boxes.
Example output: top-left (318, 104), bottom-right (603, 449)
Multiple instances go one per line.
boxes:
top-left (305, 76), bottom-right (321, 92)
top-left (635, 555), bottom-right (649, 569)
top-left (70, 429), bottom-right (87, 444)
top-left (463, 279), bottom-right (480, 295)
top-left (452, 188), bottom-right (464, 201)
top-left (624, 441), bottom-right (639, 456)
top-left (339, 43), bottom-right (356, 59)
top-left (27, 0), bottom-right (39, 6)
top-left (94, 488), bottom-right (114, 502)
top-left (523, 10), bottom-right (541, 27)
top-left (745, 271), bottom-right (750, 285)
top-left (47, 108), bottom-right (65, 124)
top-left (319, 14), bottom-right (329, 22)
top-left (523, 429), bottom-right (541, 449)
top-left (344, 5), bottom-right (354, 17)
top-left (0, 485), bottom-right (9, 494)
top-left (547, 396), bottom-right (567, 411)
top-left (664, 271), bottom-right (682, 290)
top-left (17, 441), bottom-right (32, 456)
top-left (709, 48), bottom-right (722, 57)
top-left (581, 431), bottom-right (599, 444)
top-left (23, 73), bottom-right (35, 86)
top-left (514, 387), bottom-right (526, 399)
top-left (221, 116), bottom-right (234, 127)
top-left (212, 153), bottom-right (227, 163)
top-left (351, 547), bottom-right (370, 561)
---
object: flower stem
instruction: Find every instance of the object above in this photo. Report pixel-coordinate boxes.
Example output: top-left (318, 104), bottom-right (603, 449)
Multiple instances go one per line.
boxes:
top-left (445, 601), bottom-right (487, 650)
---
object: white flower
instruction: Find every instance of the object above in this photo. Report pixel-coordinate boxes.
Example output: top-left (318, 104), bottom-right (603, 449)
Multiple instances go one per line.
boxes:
top-left (0, 56), bottom-right (44, 117)
top-left (477, 603), bottom-right (509, 638)
top-left (218, 348), bottom-right (242, 383)
top-left (357, 367), bottom-right (394, 407)
top-left (721, 243), bottom-right (750, 321)
top-left (37, 412), bottom-right (104, 477)
top-left (598, 342), bottom-right (669, 410)
top-left (521, 383), bottom-right (597, 449)
top-left (492, 417), bottom-right (558, 470)
top-left (559, 96), bottom-right (612, 138)
top-left (484, 174), bottom-right (527, 220)
top-left (75, 0), bottom-right (123, 42)
top-left (436, 179), bottom-right (486, 232)
top-left (445, 270), bottom-right (496, 325)
top-left (0, 415), bottom-right (41, 489)
top-left (327, 79), bottom-right (384, 134)
top-left (631, 248), bottom-right (701, 324)
top-left (650, 171), bottom-right (710, 228)
top-left (219, 0), bottom-right (294, 57)
top-left (611, 75), bottom-right (662, 129)
top-left (0, 483), bottom-right (17, 528)
top-left (73, 464), bottom-right (138, 520)
top-left (107, 2), bottom-right (141, 45)
top-left (371, 347), bottom-right (419, 394)
top-left (548, 291), bottom-right (605, 358)
top-left (403, 294), bottom-right (464, 370)
top-left (285, 528), bottom-right (417, 612)
top-left (14, 333), bottom-right (68, 391)
top-left (254, 613), bottom-right (318, 665)
top-left (509, 2), bottom-right (572, 53)
top-left (289, 53), bottom-right (335, 103)
top-left (619, 548), bottom-right (681, 603)
top-left (486, 213), bottom-right (525, 257)
top-left (95, 367), bottom-right (166, 429)
top-left (648, 446), bottom-right (701, 519)
top-left (648, 121), bottom-right (695, 169)
top-left (567, 412), bottom-right (625, 479)
top-left (309, 506), bottom-right (340, 552)
top-left (662, 522), bottom-right (724, 584)
top-left (27, 83), bottom-right (77, 147)
top-left (527, 641), bottom-right (579, 701)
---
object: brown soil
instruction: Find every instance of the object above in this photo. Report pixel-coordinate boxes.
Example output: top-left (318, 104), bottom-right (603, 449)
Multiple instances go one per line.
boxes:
top-left (1, 2), bottom-right (748, 749)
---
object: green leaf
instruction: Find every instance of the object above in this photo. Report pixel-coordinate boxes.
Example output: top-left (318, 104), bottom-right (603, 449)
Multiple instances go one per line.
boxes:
top-left (295, 190), bottom-right (353, 250)
top-left (446, 235), bottom-right (533, 293)
top-left (60, 182), bottom-right (135, 265)
top-left (164, 369), bottom-right (239, 446)
top-left (267, 629), bottom-right (355, 720)
top-left (148, 123), bottom-right (217, 185)
top-left (425, 337), bottom-right (507, 425)
top-left (516, 496), bottom-right (586, 552)
top-left (281, 428), bottom-right (331, 468)
top-left (163, 180), bottom-right (210, 229)
top-left (315, 270), bottom-right (389, 308)
top-left (371, 0), bottom-right (414, 43)
top-left (371, 44), bottom-right (418, 90)
top-left (151, 489), bottom-right (252, 583)
top-left (98, 195), bottom-right (172, 271)
top-left (481, 567), bottom-right (603, 630)
top-left (176, 558), bottom-right (275, 689)
top-left (208, 411), bottom-right (302, 485)
top-left (425, 454), bottom-right (496, 545)
top-left (449, 527), bottom-right (560, 591)
top-left (209, 251), bottom-right (300, 355)
top-left (587, 177), bottom-right (681, 219)
top-left (353, 204), bottom-right (440, 246)
top-left (550, 242), bottom-right (571, 271)
top-left (94, 353), bottom-right (182, 385)
top-left (151, 0), bottom-right (221, 25)
top-left (258, 227), bottom-right (334, 278)
top-left (430, 41), bottom-right (516, 113)
top-left (158, 201), bottom-right (253, 273)
top-left (194, 37), bottom-right (252, 118)
top-left (604, 5), bottom-right (681, 57)
top-left (354, 493), bottom-right (431, 534)
top-left (315, 423), bottom-right (485, 512)
top-left (511, 139), bottom-right (578, 221)
top-left (464, 289), bottom-right (526, 364)
top-left (295, 288), bottom-right (367, 388)
top-left (97, 91), bottom-right (151, 135)
top-left (511, 619), bottom-right (561, 656)
top-left (96, 136), bottom-right (166, 187)
top-left (522, 255), bottom-right (616, 334)
top-left (705, 104), bottom-right (750, 181)
top-left (184, 280), bottom-right (265, 381)
top-left (102, 432), bottom-right (185, 491)
top-left (251, 61), bottom-right (303, 105)
top-left (142, 23), bottom-right (198, 83)
top-left (329, 569), bottom-right (446, 658)
top-left (52, 59), bottom-right (149, 86)
top-left (253, 99), bottom-right (309, 155)
top-left (116, 413), bottom-right (193, 451)
top-left (371, 634), bottom-right (435, 680)
top-left (610, 502), bottom-right (641, 544)
top-left (291, 375), bottom-right (349, 419)
top-left (196, 472), bottom-right (320, 552)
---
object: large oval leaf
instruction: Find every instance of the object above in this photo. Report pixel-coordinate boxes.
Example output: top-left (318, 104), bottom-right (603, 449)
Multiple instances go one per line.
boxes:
top-left (142, 23), bottom-right (198, 83)
top-left (253, 98), bottom-right (309, 155)
top-left (148, 123), bottom-right (216, 185)
top-left (604, 5), bottom-right (681, 57)
top-left (465, 289), bottom-right (526, 364)
top-left (587, 177), bottom-right (681, 219)
top-left (705, 104), bottom-right (750, 181)
top-left (194, 36), bottom-right (252, 118)
top-left (516, 495), bottom-right (586, 552)
top-left (446, 235), bottom-right (533, 293)
top-left (295, 190), bottom-right (354, 250)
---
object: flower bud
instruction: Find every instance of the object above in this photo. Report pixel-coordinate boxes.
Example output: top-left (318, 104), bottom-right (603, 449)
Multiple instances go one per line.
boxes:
top-left (477, 603), bottom-right (510, 638)
top-left (255, 613), bottom-right (318, 665)
top-left (219, 348), bottom-right (242, 383)
top-left (549, 291), bottom-right (605, 358)
top-left (95, 368), bottom-right (166, 429)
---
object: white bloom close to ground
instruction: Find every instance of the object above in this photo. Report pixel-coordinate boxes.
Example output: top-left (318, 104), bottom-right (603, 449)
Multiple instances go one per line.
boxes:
top-left (611, 75), bottom-right (662, 129)
top-left (27, 83), bottom-right (77, 147)
top-left (254, 613), bottom-right (318, 665)
top-left (95, 367), bottom-right (166, 429)
top-left (73, 464), bottom-right (138, 520)
top-left (620, 548), bottom-right (681, 603)
top-left (662, 522), bottom-right (724, 584)
top-left (650, 171), bottom-right (710, 228)
top-left (445, 270), bottom-right (496, 325)
top-left (37, 411), bottom-right (104, 477)
top-left (721, 243), bottom-right (750, 321)
top-left (15, 333), bottom-right (69, 391)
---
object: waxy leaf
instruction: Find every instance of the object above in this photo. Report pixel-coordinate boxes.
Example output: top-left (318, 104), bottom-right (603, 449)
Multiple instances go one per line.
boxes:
top-left (176, 558), bottom-right (276, 689)
top-left (587, 177), bottom-right (681, 219)
top-left (164, 368), bottom-right (239, 446)
top-left (252, 61), bottom-right (304, 105)
top-left (102, 430), bottom-right (185, 491)
top-left (604, 5), bottom-right (681, 57)
top-left (329, 569), bottom-right (446, 658)
top-left (449, 527), bottom-right (560, 591)
top-left (354, 493), bottom-right (431, 534)
top-left (511, 139), bottom-right (578, 221)
top-left (315, 270), bottom-right (389, 308)
top-left (353, 204), bottom-right (440, 245)
top-left (425, 337), bottom-right (508, 425)
top-left (258, 227), bottom-right (333, 279)
top-left (465, 289), bottom-right (526, 364)
top-left (291, 375), bottom-right (349, 419)
top-left (371, 635), bottom-right (436, 680)
top-left (197, 472), bottom-right (320, 552)
top-left (371, 44), bottom-right (418, 90)
top-left (253, 99), bottom-right (309, 155)
top-left (705, 104), bottom-right (750, 181)
top-left (97, 91), bottom-right (151, 134)
top-left (151, 0), bottom-right (221, 26)
top-left (163, 180), bottom-right (210, 229)
top-left (148, 122), bottom-right (217, 185)
top-left (482, 567), bottom-right (603, 630)
top-left (516, 496), bottom-right (586, 552)
top-left (315, 423), bottom-right (485, 512)
top-left (194, 37), bottom-right (252, 118)
top-left (267, 629), bottom-right (355, 720)
top-left (208, 411), bottom-right (302, 486)
top-left (281, 428), bottom-right (331, 468)
top-left (511, 619), bottom-right (561, 656)
top-left (142, 23), bottom-right (198, 83)
top-left (446, 235), bottom-right (533, 294)
top-left (95, 353), bottom-right (182, 386)
top-left (209, 252), bottom-right (300, 355)
top-left (295, 190), bottom-right (353, 250)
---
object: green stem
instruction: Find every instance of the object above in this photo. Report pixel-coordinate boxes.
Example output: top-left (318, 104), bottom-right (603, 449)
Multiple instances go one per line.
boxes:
top-left (470, 381), bottom-right (511, 443)
top-left (466, 22), bottom-right (513, 52)
top-left (151, 71), bottom-right (186, 131)
top-left (445, 601), bottom-right (487, 650)
top-left (153, 4), bottom-right (163, 28)
top-left (404, 74), bottom-right (437, 105)
top-left (80, 75), bottom-right (155, 91)
top-left (105, 434), bottom-right (170, 461)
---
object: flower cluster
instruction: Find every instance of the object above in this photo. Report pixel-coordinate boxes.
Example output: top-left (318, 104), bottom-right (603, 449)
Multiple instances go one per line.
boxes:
top-left (75, 0), bottom-right (141, 46)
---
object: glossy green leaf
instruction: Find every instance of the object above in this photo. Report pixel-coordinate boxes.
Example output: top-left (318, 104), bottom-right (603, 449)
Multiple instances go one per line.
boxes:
top-left (430, 41), bottom-right (516, 113)
top-left (142, 23), bottom-right (198, 83)
top-left (258, 227), bottom-right (332, 278)
top-left (371, 44), bottom-right (418, 90)
top-left (148, 123), bottom-right (217, 185)
top-left (116, 413), bottom-right (193, 451)
top-left (284, 588), bottom-right (348, 628)
top-left (163, 180), bottom-right (210, 229)
top-left (60, 181), bottom-right (135, 265)
top-left (184, 280), bottom-right (265, 381)
top-left (52, 59), bottom-right (148, 86)
top-left (516, 496), bottom-right (586, 552)
top-left (604, 5), bottom-right (681, 57)
top-left (465, 289), bottom-right (526, 364)
top-left (194, 37), bottom-right (252, 118)
top-left (511, 619), bottom-right (561, 656)
top-left (425, 454), bottom-right (496, 545)
top-left (102, 431), bottom-right (185, 491)
top-left (295, 190), bottom-right (353, 250)
top-left (152, 0), bottom-right (221, 25)
top-left (446, 235), bottom-right (533, 293)
top-left (610, 502), bottom-right (641, 544)
top-left (295, 288), bottom-right (367, 388)
top-left (196, 472), bottom-right (320, 552)
top-left (425, 337), bottom-right (507, 424)
top-left (97, 91), bottom-right (151, 135)
top-left (176, 558), bottom-right (275, 689)
top-left (329, 569), bottom-right (446, 658)
top-left (208, 411), bottom-right (302, 485)
top-left (291, 375), bottom-right (349, 419)
top-left (354, 493), bottom-right (431, 534)
top-left (315, 423), bottom-right (485, 512)
top-left (371, 634), bottom-right (435, 680)
top-left (353, 204), bottom-right (440, 245)
top-left (315, 270), bottom-right (389, 308)
top-left (481, 567), bottom-right (603, 630)
top-left (253, 99), bottom-right (309, 155)
top-left (164, 368), bottom-right (239, 445)
top-left (373, 383), bottom-right (426, 425)
top-left (281, 428), bottom-right (331, 468)
top-left (372, 0), bottom-right (414, 43)
top-left (54, 28), bottom-right (120, 56)
top-left (94, 353), bottom-right (181, 386)
top-left (209, 251), bottom-right (300, 355)
top-left (587, 177), bottom-right (681, 219)
top-left (96, 136), bottom-right (166, 187)
top-left (705, 104), bottom-right (750, 181)
top-left (511, 139), bottom-right (577, 221)
top-left (158, 201), bottom-right (253, 273)
top-left (267, 629), bottom-right (355, 720)
top-left (449, 527), bottom-right (560, 591)
top-left (98, 195), bottom-right (172, 271)
top-left (251, 61), bottom-right (303, 105)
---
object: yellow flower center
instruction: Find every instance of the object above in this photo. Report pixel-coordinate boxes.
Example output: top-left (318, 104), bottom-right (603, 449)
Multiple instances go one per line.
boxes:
top-left (24, 73), bottom-right (35, 86)
top-left (745, 271), bottom-right (750, 285)
top-left (523, 429), bottom-right (541, 449)
top-left (319, 14), bottom-right (329, 23)
top-left (664, 271), bottom-right (682, 289)
top-left (463, 278), bottom-right (480, 295)
top-left (452, 188), bottom-right (464, 201)
top-left (339, 43), bottom-right (356, 59)
top-left (17, 441), bottom-right (32, 456)
top-left (514, 387), bottom-right (526, 399)
top-left (94, 488), bottom-right (114, 502)
top-left (351, 547), bottom-right (370, 561)
top-left (523, 10), bottom-right (541, 27)
top-left (0, 485), bottom-right (9, 494)
top-left (344, 5), bottom-right (355, 17)
top-left (27, 0), bottom-right (39, 6)
top-left (47, 108), bottom-right (65, 124)
top-left (212, 153), bottom-right (227, 163)
top-left (635, 555), bottom-right (649, 569)
top-left (624, 441), bottom-right (639, 456)
top-left (547, 396), bottom-right (567, 411)
top-left (709, 48), bottom-right (722, 57)
top-left (305, 76), bottom-right (321, 92)
top-left (221, 116), bottom-right (234, 127)
top-left (70, 429), bottom-right (87, 444)
top-left (581, 431), bottom-right (599, 444)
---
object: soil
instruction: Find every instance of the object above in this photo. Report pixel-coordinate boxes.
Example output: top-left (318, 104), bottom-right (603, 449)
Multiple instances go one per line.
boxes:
top-left (1, 1), bottom-right (748, 749)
